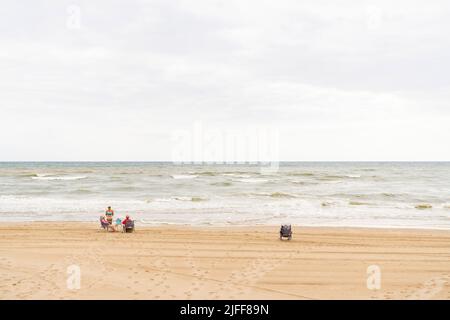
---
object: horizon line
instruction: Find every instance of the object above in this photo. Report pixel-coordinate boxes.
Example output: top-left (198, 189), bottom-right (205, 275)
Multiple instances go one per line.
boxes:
top-left (0, 160), bottom-right (449, 163)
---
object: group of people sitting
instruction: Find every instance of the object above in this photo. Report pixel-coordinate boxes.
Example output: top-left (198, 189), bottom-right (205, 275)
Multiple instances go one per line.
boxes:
top-left (100, 206), bottom-right (134, 233)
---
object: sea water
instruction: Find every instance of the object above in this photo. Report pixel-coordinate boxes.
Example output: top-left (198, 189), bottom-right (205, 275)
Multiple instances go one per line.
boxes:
top-left (0, 162), bottom-right (449, 229)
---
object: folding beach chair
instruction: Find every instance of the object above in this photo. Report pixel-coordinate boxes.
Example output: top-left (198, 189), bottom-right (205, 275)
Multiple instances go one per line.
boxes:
top-left (280, 224), bottom-right (292, 240)
top-left (123, 220), bottom-right (135, 233)
top-left (100, 217), bottom-right (114, 232)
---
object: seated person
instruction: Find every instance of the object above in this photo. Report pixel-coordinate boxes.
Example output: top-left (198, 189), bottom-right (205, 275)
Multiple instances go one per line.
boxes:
top-left (100, 215), bottom-right (108, 225)
top-left (114, 218), bottom-right (122, 231)
top-left (100, 216), bottom-right (115, 232)
top-left (122, 215), bottom-right (132, 231)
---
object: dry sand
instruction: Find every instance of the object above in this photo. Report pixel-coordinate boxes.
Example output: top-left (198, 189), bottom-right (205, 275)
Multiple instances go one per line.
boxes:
top-left (0, 222), bottom-right (449, 300)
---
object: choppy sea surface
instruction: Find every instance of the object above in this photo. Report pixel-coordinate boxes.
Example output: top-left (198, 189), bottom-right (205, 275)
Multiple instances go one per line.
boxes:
top-left (0, 162), bottom-right (449, 229)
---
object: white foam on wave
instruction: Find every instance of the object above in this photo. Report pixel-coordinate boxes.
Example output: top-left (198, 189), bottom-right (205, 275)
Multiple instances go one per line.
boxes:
top-left (174, 196), bottom-right (193, 201)
top-left (236, 178), bottom-right (269, 183)
top-left (32, 175), bottom-right (87, 181)
top-left (346, 174), bottom-right (361, 178)
top-left (222, 173), bottom-right (252, 178)
top-left (152, 198), bottom-right (172, 202)
top-left (171, 174), bottom-right (198, 179)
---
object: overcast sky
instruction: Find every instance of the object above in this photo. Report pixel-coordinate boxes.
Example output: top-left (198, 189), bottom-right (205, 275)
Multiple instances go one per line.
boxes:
top-left (0, 0), bottom-right (449, 161)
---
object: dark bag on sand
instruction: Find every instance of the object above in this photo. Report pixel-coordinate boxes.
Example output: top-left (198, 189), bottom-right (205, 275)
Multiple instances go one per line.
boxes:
top-left (280, 224), bottom-right (292, 240)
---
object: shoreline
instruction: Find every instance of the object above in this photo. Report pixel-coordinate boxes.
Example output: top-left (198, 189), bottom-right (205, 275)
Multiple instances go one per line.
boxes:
top-left (1, 222), bottom-right (450, 299)
top-left (1, 220), bottom-right (450, 232)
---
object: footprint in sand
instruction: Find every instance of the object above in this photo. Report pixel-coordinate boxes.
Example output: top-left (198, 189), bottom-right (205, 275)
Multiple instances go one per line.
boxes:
top-left (183, 249), bottom-right (211, 298)
top-left (213, 250), bottom-right (295, 299)
top-left (405, 275), bottom-right (450, 299)
top-left (130, 247), bottom-right (173, 298)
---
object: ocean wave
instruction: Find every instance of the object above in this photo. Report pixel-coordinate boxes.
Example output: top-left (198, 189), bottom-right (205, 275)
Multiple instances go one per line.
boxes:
top-left (290, 180), bottom-right (319, 185)
top-left (210, 182), bottom-right (233, 186)
top-left (329, 192), bottom-right (405, 200)
top-left (349, 201), bottom-right (370, 206)
top-left (382, 193), bottom-right (396, 198)
top-left (18, 173), bottom-right (39, 177)
top-left (236, 178), bottom-right (269, 183)
top-left (247, 192), bottom-right (296, 198)
top-left (151, 196), bottom-right (209, 202)
top-left (117, 171), bottom-right (145, 175)
top-left (171, 174), bottom-right (198, 179)
top-left (189, 171), bottom-right (217, 176)
top-left (222, 173), bottom-right (252, 178)
top-left (111, 186), bottom-right (138, 191)
top-left (287, 172), bottom-right (315, 177)
top-left (151, 198), bottom-right (172, 203)
top-left (31, 175), bottom-right (87, 181)
top-left (328, 193), bottom-right (366, 199)
top-left (318, 174), bottom-right (361, 180)
top-left (175, 196), bottom-right (208, 202)
top-left (269, 192), bottom-right (297, 198)
top-left (72, 170), bottom-right (95, 174)
top-left (222, 171), bottom-right (257, 175)
top-left (72, 189), bottom-right (95, 194)
top-left (321, 201), bottom-right (335, 207)
top-left (415, 204), bottom-right (432, 210)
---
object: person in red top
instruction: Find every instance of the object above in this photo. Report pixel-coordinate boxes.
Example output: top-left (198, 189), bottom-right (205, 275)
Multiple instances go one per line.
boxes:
top-left (122, 215), bottom-right (131, 231)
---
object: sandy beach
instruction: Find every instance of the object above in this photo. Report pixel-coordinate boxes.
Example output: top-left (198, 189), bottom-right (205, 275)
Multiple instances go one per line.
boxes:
top-left (0, 222), bottom-right (449, 300)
